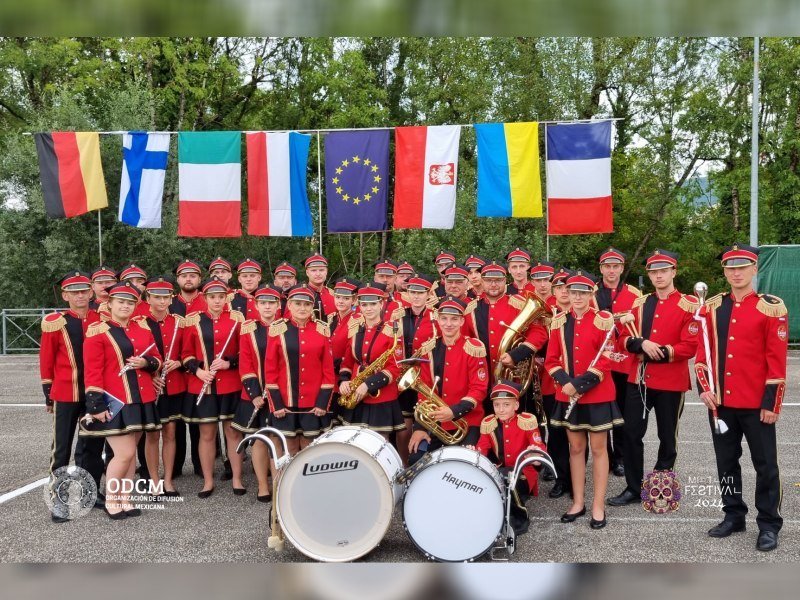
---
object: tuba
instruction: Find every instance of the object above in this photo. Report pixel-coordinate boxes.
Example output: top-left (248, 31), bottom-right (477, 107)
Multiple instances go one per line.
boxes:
top-left (398, 366), bottom-right (468, 445)
top-left (495, 291), bottom-right (547, 393)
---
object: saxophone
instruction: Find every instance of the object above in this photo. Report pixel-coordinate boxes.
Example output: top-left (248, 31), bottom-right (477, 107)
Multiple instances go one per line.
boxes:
top-left (338, 322), bottom-right (400, 410)
top-left (398, 366), bottom-right (468, 445)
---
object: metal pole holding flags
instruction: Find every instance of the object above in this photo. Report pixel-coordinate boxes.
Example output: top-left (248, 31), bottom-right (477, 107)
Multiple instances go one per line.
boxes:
top-left (97, 209), bottom-right (103, 265)
top-left (317, 131), bottom-right (324, 255)
top-left (750, 36), bottom-right (760, 289)
top-left (544, 123), bottom-right (550, 261)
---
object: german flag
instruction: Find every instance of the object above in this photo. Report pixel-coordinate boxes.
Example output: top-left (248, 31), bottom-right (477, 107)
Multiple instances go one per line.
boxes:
top-left (34, 132), bottom-right (108, 218)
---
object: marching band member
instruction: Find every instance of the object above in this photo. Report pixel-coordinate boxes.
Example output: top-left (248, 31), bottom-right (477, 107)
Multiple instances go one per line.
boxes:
top-left (304, 254), bottom-right (336, 320)
top-left (465, 254), bottom-right (488, 297)
top-left (442, 263), bottom-right (473, 303)
top-left (545, 271), bottom-right (622, 529)
top-left (328, 277), bottom-right (361, 375)
top-left (89, 265), bottom-right (116, 311)
top-left (181, 277), bottom-right (244, 498)
top-left (170, 259), bottom-right (207, 316)
top-left (40, 271), bottom-right (105, 521)
top-left (373, 259), bottom-right (404, 320)
top-left (408, 296), bottom-right (489, 463)
top-left (232, 285), bottom-right (283, 502)
top-left (338, 282), bottom-right (405, 437)
top-left (474, 380), bottom-right (547, 534)
top-left (80, 282), bottom-right (162, 520)
top-left (264, 285), bottom-right (336, 454)
top-left (432, 249), bottom-right (456, 298)
top-left (530, 261), bottom-right (556, 302)
top-left (117, 264), bottom-right (150, 318)
top-left (695, 244), bottom-right (788, 551)
top-left (135, 276), bottom-right (185, 498)
top-left (229, 258), bottom-right (261, 320)
top-left (506, 247), bottom-right (535, 295)
top-left (541, 267), bottom-right (575, 498)
top-left (208, 256), bottom-right (234, 284)
top-left (396, 274), bottom-right (437, 463)
top-left (595, 247), bottom-right (642, 477)
top-left (273, 261), bottom-right (298, 313)
top-left (609, 250), bottom-right (698, 507)
top-left (396, 261), bottom-right (415, 296)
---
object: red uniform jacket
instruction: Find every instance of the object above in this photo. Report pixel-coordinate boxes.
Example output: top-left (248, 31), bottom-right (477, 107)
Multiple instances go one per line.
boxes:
top-left (308, 284), bottom-right (337, 321)
top-left (618, 290), bottom-right (699, 392)
top-left (414, 334), bottom-right (489, 429)
top-left (466, 294), bottom-right (526, 366)
top-left (228, 289), bottom-right (259, 321)
top-left (544, 308), bottom-right (616, 404)
top-left (238, 318), bottom-right (272, 402)
top-left (170, 292), bottom-right (207, 317)
top-left (264, 318), bottom-right (335, 411)
top-left (594, 282), bottom-right (642, 374)
top-left (39, 309), bottom-right (101, 403)
top-left (328, 310), bottom-right (358, 374)
top-left (181, 310), bottom-right (243, 395)
top-left (477, 412), bottom-right (546, 494)
top-left (539, 303), bottom-right (564, 397)
top-left (399, 306), bottom-right (436, 354)
top-left (694, 291), bottom-right (788, 413)
top-left (339, 317), bottom-right (404, 404)
top-left (83, 319), bottom-right (162, 413)
top-left (134, 312), bottom-right (187, 396)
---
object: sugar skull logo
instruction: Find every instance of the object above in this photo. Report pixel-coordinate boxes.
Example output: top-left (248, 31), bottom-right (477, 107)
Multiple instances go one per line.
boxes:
top-left (641, 469), bottom-right (681, 514)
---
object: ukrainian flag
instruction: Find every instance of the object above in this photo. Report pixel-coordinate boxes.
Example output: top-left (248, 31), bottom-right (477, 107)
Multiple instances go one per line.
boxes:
top-left (475, 122), bottom-right (542, 218)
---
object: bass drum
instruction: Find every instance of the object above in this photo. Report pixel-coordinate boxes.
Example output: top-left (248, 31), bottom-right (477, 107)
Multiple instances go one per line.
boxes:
top-left (276, 426), bottom-right (403, 562)
top-left (402, 446), bottom-right (506, 562)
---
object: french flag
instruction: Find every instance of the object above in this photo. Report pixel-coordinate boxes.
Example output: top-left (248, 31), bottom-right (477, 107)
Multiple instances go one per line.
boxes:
top-left (546, 121), bottom-right (613, 235)
top-left (393, 125), bottom-right (460, 229)
top-left (246, 131), bottom-right (313, 237)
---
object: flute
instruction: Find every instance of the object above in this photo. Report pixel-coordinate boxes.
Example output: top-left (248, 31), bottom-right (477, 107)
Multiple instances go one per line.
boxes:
top-left (195, 322), bottom-right (239, 406)
top-left (157, 319), bottom-right (181, 397)
top-left (118, 343), bottom-right (156, 376)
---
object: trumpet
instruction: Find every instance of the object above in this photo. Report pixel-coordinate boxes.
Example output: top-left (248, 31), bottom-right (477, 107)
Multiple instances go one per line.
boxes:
top-left (398, 366), bottom-right (468, 445)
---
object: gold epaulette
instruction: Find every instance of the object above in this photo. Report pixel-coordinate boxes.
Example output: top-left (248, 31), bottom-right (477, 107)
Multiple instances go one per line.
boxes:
top-left (678, 294), bottom-right (700, 314)
top-left (550, 312), bottom-right (567, 330)
top-left (41, 312), bottom-right (66, 333)
top-left (632, 294), bottom-right (649, 309)
top-left (98, 301), bottom-right (109, 314)
top-left (240, 320), bottom-right (258, 335)
top-left (431, 280), bottom-right (439, 292)
top-left (594, 310), bottom-right (614, 331)
top-left (382, 321), bottom-right (402, 337)
top-left (268, 319), bottom-right (288, 337)
top-left (86, 322), bottom-right (110, 337)
top-left (316, 319), bottom-right (331, 337)
top-left (172, 314), bottom-right (185, 327)
top-left (400, 291), bottom-right (412, 305)
top-left (229, 310), bottom-right (245, 323)
top-left (184, 312), bottom-right (201, 327)
top-left (327, 312), bottom-right (335, 325)
top-left (705, 293), bottom-right (723, 311)
top-left (390, 306), bottom-right (405, 322)
top-left (508, 294), bottom-right (526, 310)
top-left (464, 299), bottom-right (478, 315)
top-left (757, 294), bottom-right (788, 318)
top-left (348, 315), bottom-right (364, 338)
top-left (417, 335), bottom-right (437, 356)
top-left (627, 284), bottom-right (643, 297)
top-left (542, 314), bottom-right (552, 328)
top-left (226, 291), bottom-right (235, 302)
top-left (135, 318), bottom-right (151, 331)
top-left (480, 415), bottom-right (498, 434)
top-left (517, 412), bottom-right (539, 431)
top-left (426, 295), bottom-right (439, 309)
top-left (463, 337), bottom-right (487, 358)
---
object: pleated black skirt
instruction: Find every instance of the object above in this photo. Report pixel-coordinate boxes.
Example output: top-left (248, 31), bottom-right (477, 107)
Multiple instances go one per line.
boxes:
top-left (79, 402), bottom-right (161, 437)
top-left (181, 391), bottom-right (240, 424)
top-left (549, 400), bottom-right (624, 432)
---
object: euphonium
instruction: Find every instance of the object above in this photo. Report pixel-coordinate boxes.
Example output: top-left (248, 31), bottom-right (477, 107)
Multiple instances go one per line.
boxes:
top-left (338, 322), bottom-right (400, 410)
top-left (398, 366), bottom-right (468, 445)
top-left (495, 291), bottom-right (547, 393)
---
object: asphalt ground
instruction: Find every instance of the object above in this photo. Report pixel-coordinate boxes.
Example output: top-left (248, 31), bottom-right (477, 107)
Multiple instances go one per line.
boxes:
top-left (0, 353), bottom-right (798, 564)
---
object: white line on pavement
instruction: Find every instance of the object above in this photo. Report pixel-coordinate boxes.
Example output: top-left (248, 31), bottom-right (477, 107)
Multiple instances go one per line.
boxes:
top-left (0, 477), bottom-right (48, 505)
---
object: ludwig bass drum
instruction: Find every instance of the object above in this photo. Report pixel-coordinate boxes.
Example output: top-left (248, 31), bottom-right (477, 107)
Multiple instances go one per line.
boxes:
top-left (275, 426), bottom-right (404, 562)
top-left (401, 446), bottom-right (506, 562)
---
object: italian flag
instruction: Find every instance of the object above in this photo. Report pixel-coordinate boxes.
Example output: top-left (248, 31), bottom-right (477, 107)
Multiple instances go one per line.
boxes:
top-left (178, 131), bottom-right (242, 238)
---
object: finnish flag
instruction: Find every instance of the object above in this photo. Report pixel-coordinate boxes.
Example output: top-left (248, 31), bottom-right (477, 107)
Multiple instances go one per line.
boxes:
top-left (119, 132), bottom-right (170, 228)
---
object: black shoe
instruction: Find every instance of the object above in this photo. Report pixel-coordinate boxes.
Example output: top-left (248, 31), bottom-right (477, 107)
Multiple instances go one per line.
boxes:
top-left (542, 470), bottom-right (556, 482)
top-left (612, 463), bottom-right (625, 477)
top-left (164, 490), bottom-right (181, 498)
top-left (708, 520), bottom-right (746, 538)
top-left (560, 507), bottom-right (586, 523)
top-left (220, 460), bottom-right (233, 481)
top-left (104, 507), bottom-right (128, 520)
top-left (94, 492), bottom-right (106, 509)
top-left (257, 494), bottom-right (271, 503)
top-left (590, 513), bottom-right (607, 529)
top-left (549, 482), bottom-right (569, 499)
top-left (757, 530), bottom-right (778, 551)
top-left (198, 487), bottom-right (215, 499)
top-left (233, 487), bottom-right (247, 496)
top-left (51, 513), bottom-right (69, 523)
top-left (124, 508), bottom-right (142, 517)
top-left (607, 489), bottom-right (639, 507)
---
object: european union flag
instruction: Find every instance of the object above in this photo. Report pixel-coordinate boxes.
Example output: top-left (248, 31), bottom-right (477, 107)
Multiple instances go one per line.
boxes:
top-left (325, 130), bottom-right (389, 233)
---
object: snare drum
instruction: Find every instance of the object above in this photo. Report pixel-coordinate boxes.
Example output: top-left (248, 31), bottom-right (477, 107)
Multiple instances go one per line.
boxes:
top-left (402, 446), bottom-right (506, 562)
top-left (276, 426), bottom-right (403, 562)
